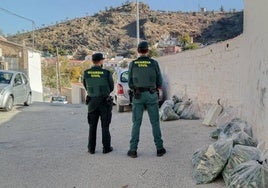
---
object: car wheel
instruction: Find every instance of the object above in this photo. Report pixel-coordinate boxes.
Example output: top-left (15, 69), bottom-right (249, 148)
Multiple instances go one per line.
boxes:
top-left (116, 103), bottom-right (124, 112)
top-left (24, 94), bottom-right (32, 106)
top-left (4, 95), bottom-right (14, 111)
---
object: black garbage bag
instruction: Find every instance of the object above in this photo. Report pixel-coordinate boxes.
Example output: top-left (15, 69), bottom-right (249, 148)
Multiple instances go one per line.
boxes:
top-left (222, 145), bottom-right (261, 186)
top-left (192, 138), bottom-right (233, 184)
top-left (228, 160), bottom-right (268, 188)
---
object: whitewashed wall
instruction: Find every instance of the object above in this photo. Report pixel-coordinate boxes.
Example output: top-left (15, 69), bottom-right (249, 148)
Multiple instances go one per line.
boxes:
top-left (242, 0), bottom-right (268, 144)
top-left (157, 0), bottom-right (268, 144)
top-left (27, 50), bottom-right (43, 102)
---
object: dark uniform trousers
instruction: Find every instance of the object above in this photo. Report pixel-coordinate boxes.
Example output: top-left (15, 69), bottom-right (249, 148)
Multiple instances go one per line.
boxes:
top-left (87, 101), bottom-right (112, 152)
top-left (130, 91), bottom-right (163, 151)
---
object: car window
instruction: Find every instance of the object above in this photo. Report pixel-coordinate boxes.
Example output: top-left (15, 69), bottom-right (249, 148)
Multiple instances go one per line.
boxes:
top-left (0, 72), bottom-right (12, 84)
top-left (14, 74), bottom-right (23, 86)
top-left (120, 71), bottom-right (128, 83)
top-left (52, 97), bottom-right (57, 101)
top-left (21, 74), bottom-right (29, 84)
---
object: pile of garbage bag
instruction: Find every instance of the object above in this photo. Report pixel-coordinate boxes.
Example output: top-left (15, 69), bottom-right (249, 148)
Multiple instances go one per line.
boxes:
top-left (192, 110), bottom-right (268, 186)
top-left (159, 95), bottom-right (201, 121)
top-left (210, 118), bottom-right (253, 139)
top-left (228, 159), bottom-right (268, 187)
top-left (192, 138), bottom-right (233, 184)
top-left (210, 118), bottom-right (258, 147)
top-left (159, 99), bottom-right (180, 121)
top-left (222, 144), bottom-right (267, 187)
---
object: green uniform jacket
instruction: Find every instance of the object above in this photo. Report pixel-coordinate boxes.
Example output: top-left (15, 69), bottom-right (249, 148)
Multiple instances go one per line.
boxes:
top-left (128, 56), bottom-right (162, 89)
top-left (83, 66), bottom-right (114, 112)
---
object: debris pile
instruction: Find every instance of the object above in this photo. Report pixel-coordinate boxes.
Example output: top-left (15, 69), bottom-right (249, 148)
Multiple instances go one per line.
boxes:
top-left (192, 108), bottom-right (268, 187)
top-left (159, 95), bottom-right (201, 121)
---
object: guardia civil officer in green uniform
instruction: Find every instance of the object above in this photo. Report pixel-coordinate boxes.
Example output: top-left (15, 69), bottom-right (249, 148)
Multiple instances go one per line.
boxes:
top-left (127, 41), bottom-right (166, 158)
top-left (83, 53), bottom-right (114, 154)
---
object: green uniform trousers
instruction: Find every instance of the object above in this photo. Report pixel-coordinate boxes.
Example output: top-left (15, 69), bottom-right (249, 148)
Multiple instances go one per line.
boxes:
top-left (130, 91), bottom-right (164, 151)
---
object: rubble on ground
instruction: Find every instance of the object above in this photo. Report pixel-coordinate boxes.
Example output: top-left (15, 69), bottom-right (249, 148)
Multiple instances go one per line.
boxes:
top-left (159, 95), bottom-right (201, 121)
top-left (192, 107), bottom-right (268, 187)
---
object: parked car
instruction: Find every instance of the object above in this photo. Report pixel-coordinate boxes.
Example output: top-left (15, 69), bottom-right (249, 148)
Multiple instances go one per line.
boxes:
top-left (50, 95), bottom-right (68, 104)
top-left (112, 68), bottom-right (131, 112)
top-left (0, 70), bottom-right (32, 111)
top-left (111, 68), bottom-right (164, 112)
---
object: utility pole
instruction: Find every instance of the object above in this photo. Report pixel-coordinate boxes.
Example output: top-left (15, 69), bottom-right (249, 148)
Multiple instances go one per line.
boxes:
top-left (136, 0), bottom-right (140, 47)
top-left (119, 1), bottom-right (140, 56)
top-left (56, 47), bottom-right (61, 96)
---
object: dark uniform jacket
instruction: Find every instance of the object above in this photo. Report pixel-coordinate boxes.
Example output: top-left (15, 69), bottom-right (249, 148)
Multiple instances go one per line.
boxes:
top-left (83, 65), bottom-right (114, 112)
top-left (128, 56), bottom-right (162, 90)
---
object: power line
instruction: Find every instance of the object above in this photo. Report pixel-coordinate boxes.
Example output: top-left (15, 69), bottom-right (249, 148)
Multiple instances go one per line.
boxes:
top-left (0, 7), bottom-right (35, 24)
top-left (0, 7), bottom-right (36, 48)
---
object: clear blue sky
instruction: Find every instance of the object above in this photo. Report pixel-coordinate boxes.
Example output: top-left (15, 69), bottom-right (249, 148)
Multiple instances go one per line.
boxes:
top-left (0, 0), bottom-right (244, 35)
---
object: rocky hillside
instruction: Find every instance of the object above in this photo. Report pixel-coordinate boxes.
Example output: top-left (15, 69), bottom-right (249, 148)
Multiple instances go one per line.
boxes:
top-left (7, 2), bottom-right (243, 59)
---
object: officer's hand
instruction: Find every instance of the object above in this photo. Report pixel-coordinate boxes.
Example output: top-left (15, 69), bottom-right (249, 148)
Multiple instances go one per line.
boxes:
top-left (157, 88), bottom-right (163, 101)
top-left (85, 95), bottom-right (90, 105)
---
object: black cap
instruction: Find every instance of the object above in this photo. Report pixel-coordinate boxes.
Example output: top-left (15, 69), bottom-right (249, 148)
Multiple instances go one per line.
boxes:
top-left (92, 53), bottom-right (105, 62)
top-left (138, 41), bottom-right (149, 50)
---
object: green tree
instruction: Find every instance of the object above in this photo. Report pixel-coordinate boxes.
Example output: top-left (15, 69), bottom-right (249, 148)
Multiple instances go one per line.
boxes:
top-left (42, 56), bottom-right (94, 91)
top-left (80, 61), bottom-right (93, 72)
top-left (41, 63), bottom-right (57, 88)
top-left (69, 66), bottom-right (82, 83)
top-left (180, 34), bottom-right (191, 47)
top-left (58, 56), bottom-right (72, 88)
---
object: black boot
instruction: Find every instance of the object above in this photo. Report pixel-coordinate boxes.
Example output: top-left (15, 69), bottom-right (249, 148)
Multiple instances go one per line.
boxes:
top-left (127, 150), bottom-right (137, 158)
top-left (157, 148), bottom-right (166, 157)
top-left (103, 147), bottom-right (113, 154)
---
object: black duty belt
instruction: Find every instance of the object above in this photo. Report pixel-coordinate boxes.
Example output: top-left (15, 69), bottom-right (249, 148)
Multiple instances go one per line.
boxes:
top-left (135, 87), bottom-right (156, 93)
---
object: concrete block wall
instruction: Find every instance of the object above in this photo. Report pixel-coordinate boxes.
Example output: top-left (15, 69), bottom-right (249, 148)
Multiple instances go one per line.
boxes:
top-left (158, 37), bottom-right (243, 107)
top-left (157, 0), bottom-right (268, 144)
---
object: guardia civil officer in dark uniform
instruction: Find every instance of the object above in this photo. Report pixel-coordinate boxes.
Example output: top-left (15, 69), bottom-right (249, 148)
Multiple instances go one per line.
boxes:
top-left (127, 41), bottom-right (166, 158)
top-left (83, 53), bottom-right (114, 154)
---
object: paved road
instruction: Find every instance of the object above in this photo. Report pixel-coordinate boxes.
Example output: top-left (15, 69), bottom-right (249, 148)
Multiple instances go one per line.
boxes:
top-left (0, 102), bottom-right (225, 188)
